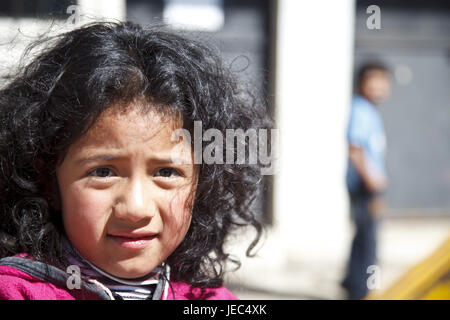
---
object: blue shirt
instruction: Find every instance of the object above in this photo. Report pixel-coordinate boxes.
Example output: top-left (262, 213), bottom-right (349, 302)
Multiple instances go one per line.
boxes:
top-left (346, 95), bottom-right (386, 193)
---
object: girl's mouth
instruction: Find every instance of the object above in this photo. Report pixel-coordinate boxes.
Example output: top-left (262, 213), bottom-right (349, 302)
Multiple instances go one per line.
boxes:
top-left (107, 233), bottom-right (158, 250)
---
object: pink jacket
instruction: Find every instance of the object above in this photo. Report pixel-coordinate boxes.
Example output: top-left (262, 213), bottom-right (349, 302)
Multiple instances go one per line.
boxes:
top-left (0, 256), bottom-right (237, 300)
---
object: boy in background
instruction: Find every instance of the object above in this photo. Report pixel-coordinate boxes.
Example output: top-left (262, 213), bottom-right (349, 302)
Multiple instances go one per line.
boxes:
top-left (342, 62), bottom-right (392, 300)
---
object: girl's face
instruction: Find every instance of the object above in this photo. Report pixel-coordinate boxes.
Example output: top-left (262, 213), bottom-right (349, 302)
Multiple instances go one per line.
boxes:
top-left (56, 105), bottom-right (197, 278)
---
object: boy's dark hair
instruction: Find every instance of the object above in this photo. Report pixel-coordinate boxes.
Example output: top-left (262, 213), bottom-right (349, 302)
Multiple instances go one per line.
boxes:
top-left (356, 61), bottom-right (390, 87)
top-left (0, 21), bottom-right (271, 289)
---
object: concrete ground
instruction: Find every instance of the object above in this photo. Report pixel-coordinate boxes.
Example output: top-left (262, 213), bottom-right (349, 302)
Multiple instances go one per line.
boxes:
top-left (224, 216), bottom-right (450, 300)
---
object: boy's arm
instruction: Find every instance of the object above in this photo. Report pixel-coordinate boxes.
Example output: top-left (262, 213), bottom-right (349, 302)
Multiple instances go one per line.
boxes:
top-left (349, 145), bottom-right (387, 193)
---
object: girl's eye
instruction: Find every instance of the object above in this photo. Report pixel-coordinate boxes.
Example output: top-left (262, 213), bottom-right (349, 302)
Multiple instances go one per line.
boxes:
top-left (88, 167), bottom-right (115, 178)
top-left (154, 167), bottom-right (180, 178)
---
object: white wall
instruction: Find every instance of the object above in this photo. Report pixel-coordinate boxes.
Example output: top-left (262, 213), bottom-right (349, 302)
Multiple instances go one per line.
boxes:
top-left (274, 0), bottom-right (355, 269)
top-left (77, 0), bottom-right (126, 22)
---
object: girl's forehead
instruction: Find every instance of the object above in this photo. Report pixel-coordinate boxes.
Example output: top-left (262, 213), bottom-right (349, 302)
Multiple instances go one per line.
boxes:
top-left (74, 104), bottom-right (183, 149)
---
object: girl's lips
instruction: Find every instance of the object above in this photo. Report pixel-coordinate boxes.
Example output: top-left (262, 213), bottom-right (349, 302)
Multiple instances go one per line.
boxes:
top-left (107, 234), bottom-right (158, 249)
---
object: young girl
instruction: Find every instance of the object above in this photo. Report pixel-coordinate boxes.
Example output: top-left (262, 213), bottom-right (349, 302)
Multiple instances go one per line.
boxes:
top-left (0, 21), bottom-right (271, 300)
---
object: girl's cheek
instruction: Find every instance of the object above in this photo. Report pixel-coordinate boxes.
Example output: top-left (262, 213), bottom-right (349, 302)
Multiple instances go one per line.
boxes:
top-left (62, 187), bottom-right (110, 230)
top-left (165, 188), bottom-right (194, 242)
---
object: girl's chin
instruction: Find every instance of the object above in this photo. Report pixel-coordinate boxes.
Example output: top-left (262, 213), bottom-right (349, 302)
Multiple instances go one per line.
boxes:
top-left (105, 259), bottom-right (162, 279)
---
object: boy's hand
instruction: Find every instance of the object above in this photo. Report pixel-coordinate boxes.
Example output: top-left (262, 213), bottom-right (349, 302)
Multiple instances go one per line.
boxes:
top-left (367, 172), bottom-right (387, 194)
top-left (369, 196), bottom-right (386, 219)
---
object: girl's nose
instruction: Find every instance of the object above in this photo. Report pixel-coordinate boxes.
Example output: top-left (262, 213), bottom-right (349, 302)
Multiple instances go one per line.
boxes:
top-left (114, 177), bottom-right (157, 223)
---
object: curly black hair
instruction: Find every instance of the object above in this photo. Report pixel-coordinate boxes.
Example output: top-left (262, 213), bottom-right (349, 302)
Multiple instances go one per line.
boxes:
top-left (0, 21), bottom-right (272, 289)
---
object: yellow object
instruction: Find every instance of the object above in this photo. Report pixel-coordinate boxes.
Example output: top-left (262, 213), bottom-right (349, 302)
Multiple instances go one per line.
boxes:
top-left (421, 280), bottom-right (450, 300)
top-left (367, 236), bottom-right (450, 300)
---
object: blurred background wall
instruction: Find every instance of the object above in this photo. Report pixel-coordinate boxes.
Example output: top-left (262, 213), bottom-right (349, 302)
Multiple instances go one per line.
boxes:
top-left (0, 0), bottom-right (449, 299)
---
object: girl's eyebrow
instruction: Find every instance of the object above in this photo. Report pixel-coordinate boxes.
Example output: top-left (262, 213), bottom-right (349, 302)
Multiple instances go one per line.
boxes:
top-left (152, 157), bottom-right (193, 166)
top-left (75, 155), bottom-right (121, 165)
top-left (75, 154), bottom-right (191, 166)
